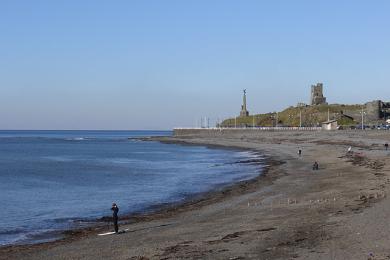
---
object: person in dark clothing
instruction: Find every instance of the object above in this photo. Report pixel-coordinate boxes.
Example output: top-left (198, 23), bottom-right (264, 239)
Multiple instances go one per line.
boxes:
top-left (312, 161), bottom-right (319, 171)
top-left (298, 148), bottom-right (302, 156)
top-left (111, 203), bottom-right (119, 233)
top-left (385, 143), bottom-right (389, 151)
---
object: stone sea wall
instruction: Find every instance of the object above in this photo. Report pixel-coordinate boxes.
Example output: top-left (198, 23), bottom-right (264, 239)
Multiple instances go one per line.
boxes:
top-left (173, 127), bottom-right (322, 138)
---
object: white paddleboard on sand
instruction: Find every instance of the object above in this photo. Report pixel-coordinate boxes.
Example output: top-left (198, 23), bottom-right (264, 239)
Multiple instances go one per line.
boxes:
top-left (98, 229), bottom-right (129, 236)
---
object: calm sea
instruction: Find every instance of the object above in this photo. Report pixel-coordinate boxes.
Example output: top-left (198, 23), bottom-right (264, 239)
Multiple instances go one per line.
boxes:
top-left (0, 130), bottom-right (263, 246)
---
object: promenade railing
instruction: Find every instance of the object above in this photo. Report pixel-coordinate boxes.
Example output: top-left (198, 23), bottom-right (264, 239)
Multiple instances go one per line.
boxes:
top-left (174, 127), bottom-right (322, 131)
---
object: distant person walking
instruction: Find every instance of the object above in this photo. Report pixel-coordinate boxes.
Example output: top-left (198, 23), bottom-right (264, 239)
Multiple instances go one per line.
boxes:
top-left (111, 203), bottom-right (119, 233)
top-left (385, 143), bottom-right (389, 151)
top-left (312, 161), bottom-right (319, 171)
top-left (298, 148), bottom-right (302, 157)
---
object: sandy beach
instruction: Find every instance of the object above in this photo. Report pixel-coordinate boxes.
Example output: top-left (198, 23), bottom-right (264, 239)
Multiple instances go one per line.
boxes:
top-left (2, 130), bottom-right (390, 260)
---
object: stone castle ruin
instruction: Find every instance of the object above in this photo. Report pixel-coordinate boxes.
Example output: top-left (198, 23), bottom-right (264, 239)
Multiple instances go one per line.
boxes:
top-left (351, 100), bottom-right (390, 122)
top-left (310, 83), bottom-right (327, 105)
top-left (309, 84), bottom-right (390, 123)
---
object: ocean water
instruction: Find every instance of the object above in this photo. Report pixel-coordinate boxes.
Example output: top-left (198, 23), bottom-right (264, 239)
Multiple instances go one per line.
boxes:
top-left (0, 130), bottom-right (264, 246)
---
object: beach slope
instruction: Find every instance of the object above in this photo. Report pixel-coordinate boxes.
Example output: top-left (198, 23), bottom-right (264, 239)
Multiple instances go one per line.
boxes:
top-left (2, 130), bottom-right (390, 260)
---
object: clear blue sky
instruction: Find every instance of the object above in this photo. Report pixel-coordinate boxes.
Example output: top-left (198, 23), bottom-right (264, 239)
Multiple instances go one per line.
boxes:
top-left (1, 1), bottom-right (389, 130)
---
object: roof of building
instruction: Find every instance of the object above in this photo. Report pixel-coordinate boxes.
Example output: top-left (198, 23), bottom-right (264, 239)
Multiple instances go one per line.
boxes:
top-left (322, 119), bottom-right (338, 124)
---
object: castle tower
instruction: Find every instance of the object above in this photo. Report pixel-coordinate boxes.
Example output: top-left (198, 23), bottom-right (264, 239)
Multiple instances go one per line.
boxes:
top-left (310, 83), bottom-right (327, 105)
top-left (240, 89), bottom-right (249, 117)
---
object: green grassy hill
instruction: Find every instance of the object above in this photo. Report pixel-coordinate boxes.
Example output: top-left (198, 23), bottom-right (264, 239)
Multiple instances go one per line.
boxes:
top-left (220, 104), bottom-right (361, 127)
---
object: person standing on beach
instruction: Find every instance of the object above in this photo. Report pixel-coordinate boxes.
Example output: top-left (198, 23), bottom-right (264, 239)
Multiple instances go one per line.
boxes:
top-left (298, 148), bottom-right (302, 157)
top-left (111, 203), bottom-right (119, 233)
top-left (312, 161), bottom-right (319, 171)
top-left (385, 143), bottom-right (388, 151)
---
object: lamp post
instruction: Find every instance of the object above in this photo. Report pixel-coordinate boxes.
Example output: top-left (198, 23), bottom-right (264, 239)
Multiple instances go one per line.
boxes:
top-left (288, 114), bottom-right (293, 127)
top-left (270, 114), bottom-right (275, 127)
top-left (299, 110), bottom-right (302, 127)
top-left (360, 106), bottom-right (366, 130)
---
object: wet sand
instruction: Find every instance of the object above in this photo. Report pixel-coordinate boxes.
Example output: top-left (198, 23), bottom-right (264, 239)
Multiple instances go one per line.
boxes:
top-left (1, 130), bottom-right (390, 260)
